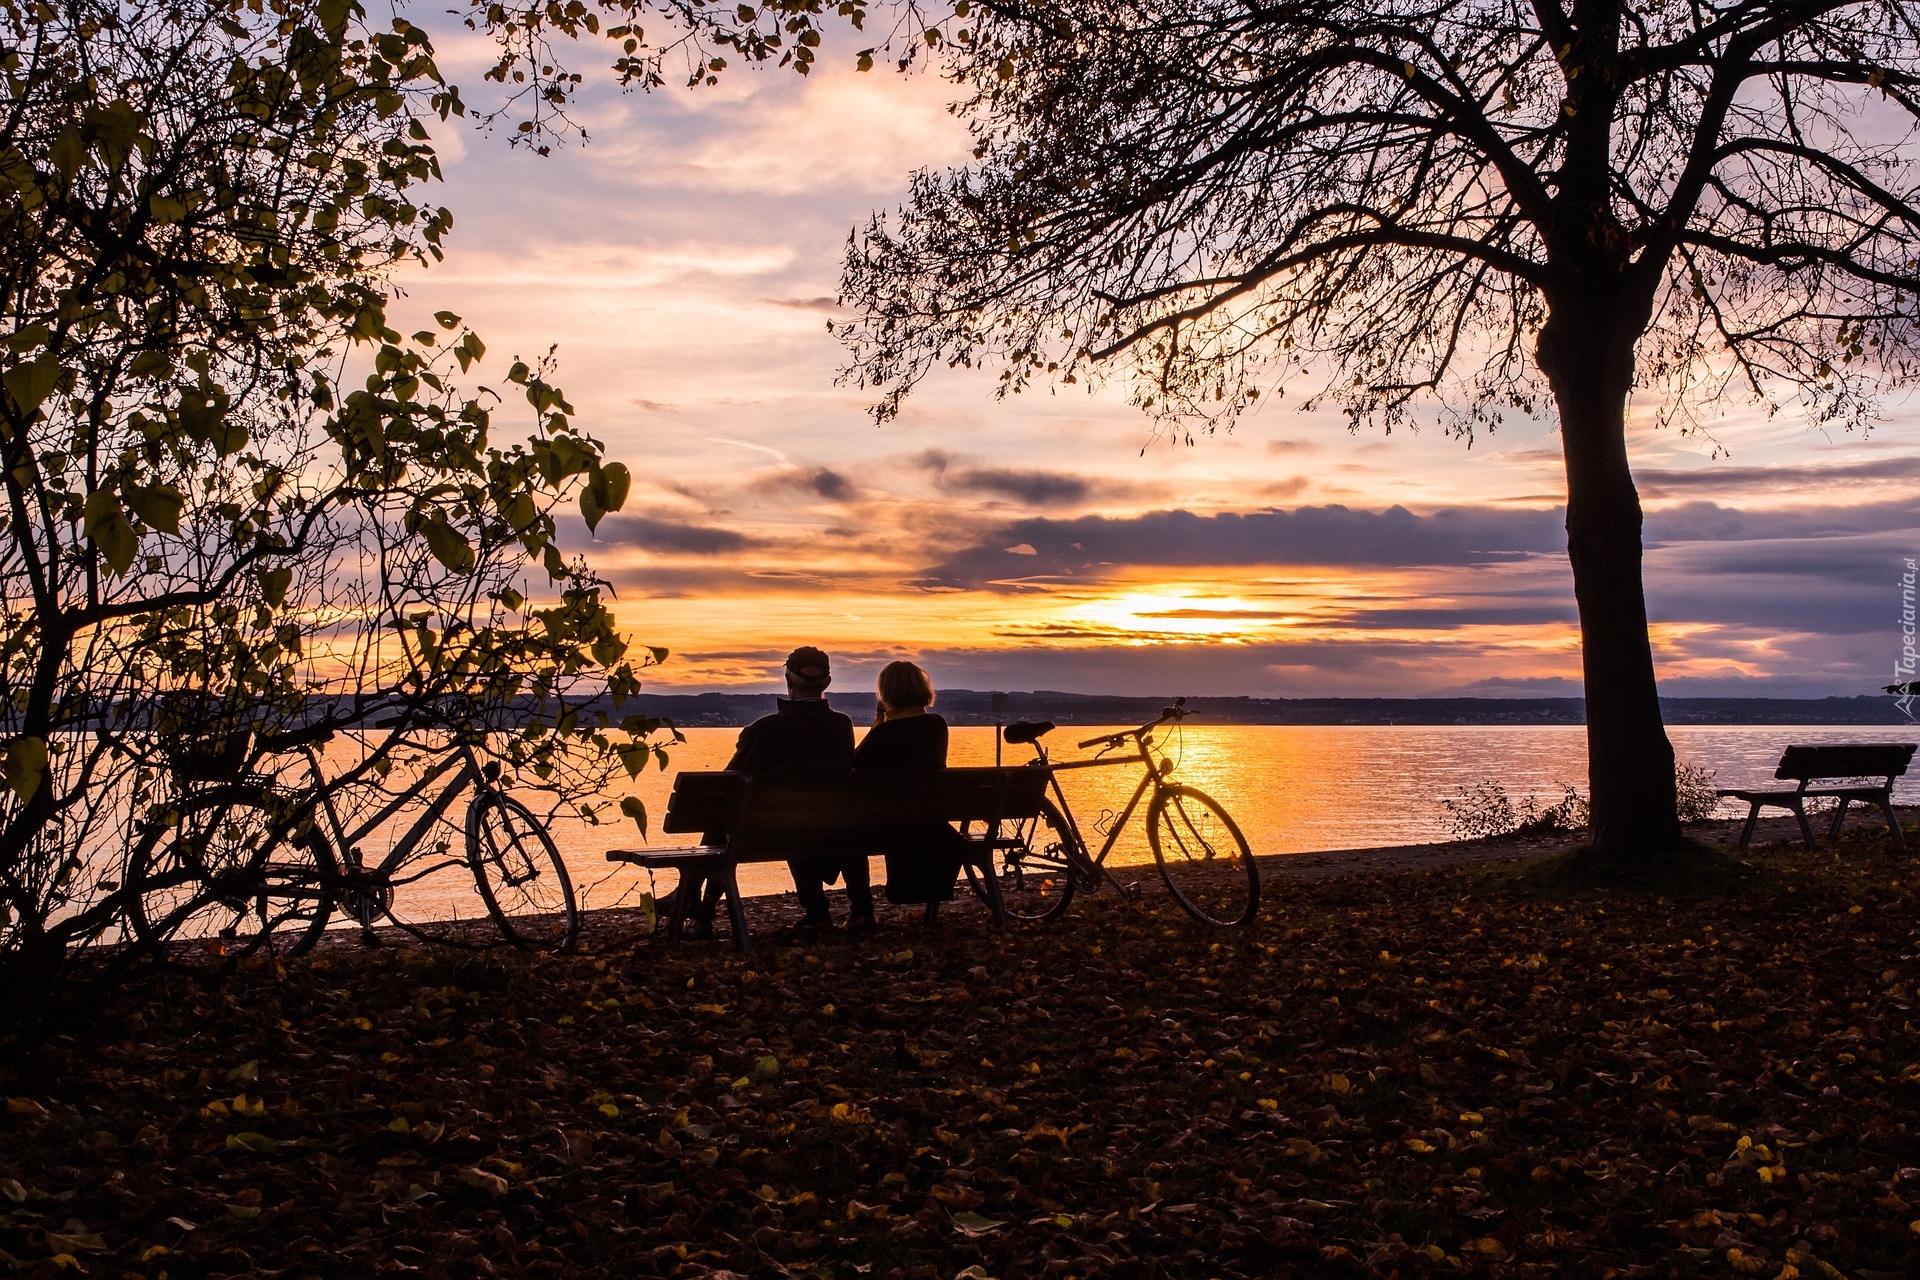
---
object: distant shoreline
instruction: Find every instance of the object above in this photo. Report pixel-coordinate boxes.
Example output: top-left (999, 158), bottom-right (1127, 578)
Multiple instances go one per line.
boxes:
top-left (614, 688), bottom-right (1918, 729)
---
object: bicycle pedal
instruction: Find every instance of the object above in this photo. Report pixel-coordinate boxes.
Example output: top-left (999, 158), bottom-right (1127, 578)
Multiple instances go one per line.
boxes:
top-left (1123, 882), bottom-right (1143, 901)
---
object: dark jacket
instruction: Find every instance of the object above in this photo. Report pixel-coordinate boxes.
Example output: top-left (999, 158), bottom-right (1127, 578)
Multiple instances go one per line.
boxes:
top-left (851, 711), bottom-right (948, 772)
top-left (853, 711), bottom-right (963, 904)
top-left (725, 698), bottom-right (855, 775)
top-left (700, 698), bottom-right (856, 854)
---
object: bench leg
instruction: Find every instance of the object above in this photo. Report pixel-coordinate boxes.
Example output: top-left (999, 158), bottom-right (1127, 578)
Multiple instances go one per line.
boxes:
top-left (924, 901), bottom-right (939, 928)
top-left (1828, 796), bottom-right (1851, 842)
top-left (975, 854), bottom-right (1008, 927)
top-left (1789, 800), bottom-right (1816, 851)
top-left (721, 864), bottom-right (752, 954)
top-left (1738, 803), bottom-right (1761, 851)
top-left (664, 869), bottom-right (693, 943)
top-left (1881, 798), bottom-right (1906, 849)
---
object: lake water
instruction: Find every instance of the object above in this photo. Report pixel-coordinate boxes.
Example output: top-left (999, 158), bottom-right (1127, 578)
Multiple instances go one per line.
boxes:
top-left (359, 722), bottom-right (1919, 927)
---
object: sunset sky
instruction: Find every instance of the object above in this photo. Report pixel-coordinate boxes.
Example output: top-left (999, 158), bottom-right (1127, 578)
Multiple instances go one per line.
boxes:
top-left (400, 33), bottom-right (1920, 700)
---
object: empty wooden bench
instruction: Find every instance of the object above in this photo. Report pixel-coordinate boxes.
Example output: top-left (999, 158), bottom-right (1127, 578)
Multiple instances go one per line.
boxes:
top-left (1716, 743), bottom-right (1916, 851)
top-left (606, 767), bottom-right (1050, 951)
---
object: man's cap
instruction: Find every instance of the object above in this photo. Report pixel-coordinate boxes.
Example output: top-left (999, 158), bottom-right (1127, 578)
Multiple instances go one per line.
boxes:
top-left (784, 646), bottom-right (831, 680)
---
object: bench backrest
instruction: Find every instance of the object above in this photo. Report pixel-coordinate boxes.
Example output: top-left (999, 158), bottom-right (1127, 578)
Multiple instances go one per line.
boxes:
top-left (662, 767), bottom-right (1050, 857)
top-left (1774, 742), bottom-right (1917, 782)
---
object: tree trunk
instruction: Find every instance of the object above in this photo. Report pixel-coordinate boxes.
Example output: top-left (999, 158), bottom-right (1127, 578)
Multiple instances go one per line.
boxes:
top-left (1537, 313), bottom-right (1683, 860)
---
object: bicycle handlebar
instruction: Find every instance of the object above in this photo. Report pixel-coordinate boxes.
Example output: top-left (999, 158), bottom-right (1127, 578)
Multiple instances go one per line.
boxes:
top-left (1076, 698), bottom-right (1188, 750)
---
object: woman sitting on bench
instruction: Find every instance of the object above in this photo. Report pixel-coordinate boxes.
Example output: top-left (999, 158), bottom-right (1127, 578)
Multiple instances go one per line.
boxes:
top-left (854, 661), bottom-right (968, 915)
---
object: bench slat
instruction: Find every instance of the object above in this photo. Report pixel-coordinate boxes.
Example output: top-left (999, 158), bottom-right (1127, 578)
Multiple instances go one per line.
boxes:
top-left (660, 768), bottom-right (1047, 834)
top-left (1774, 743), bottom-right (1917, 781)
top-left (606, 846), bottom-right (722, 867)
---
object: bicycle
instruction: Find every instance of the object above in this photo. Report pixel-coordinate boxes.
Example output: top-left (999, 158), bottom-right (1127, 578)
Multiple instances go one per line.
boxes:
top-left (963, 699), bottom-right (1257, 926)
top-left (126, 726), bottom-right (578, 968)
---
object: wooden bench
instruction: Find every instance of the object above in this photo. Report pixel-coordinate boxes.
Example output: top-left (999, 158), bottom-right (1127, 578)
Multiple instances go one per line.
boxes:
top-left (1716, 743), bottom-right (1916, 851)
top-left (606, 767), bottom-right (1050, 951)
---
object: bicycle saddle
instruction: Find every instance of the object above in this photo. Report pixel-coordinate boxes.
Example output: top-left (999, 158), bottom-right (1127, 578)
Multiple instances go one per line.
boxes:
top-left (1002, 720), bottom-right (1055, 745)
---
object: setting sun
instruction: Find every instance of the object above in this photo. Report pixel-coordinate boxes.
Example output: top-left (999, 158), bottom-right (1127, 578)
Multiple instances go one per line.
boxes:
top-left (1066, 590), bottom-right (1294, 644)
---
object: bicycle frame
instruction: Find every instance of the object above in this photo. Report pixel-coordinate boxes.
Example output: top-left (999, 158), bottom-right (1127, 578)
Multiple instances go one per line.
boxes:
top-left (293, 740), bottom-right (487, 887)
top-left (1014, 718), bottom-right (1179, 894)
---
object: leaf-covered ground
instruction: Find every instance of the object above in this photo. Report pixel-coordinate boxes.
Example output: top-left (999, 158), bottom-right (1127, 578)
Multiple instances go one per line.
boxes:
top-left (3, 833), bottom-right (1917, 1280)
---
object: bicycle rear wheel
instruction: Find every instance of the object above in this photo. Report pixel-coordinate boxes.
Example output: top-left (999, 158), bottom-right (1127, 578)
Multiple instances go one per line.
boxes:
top-left (1147, 785), bottom-right (1257, 926)
top-left (125, 787), bottom-right (333, 970)
top-left (964, 797), bottom-right (1079, 922)
top-left (465, 790), bottom-right (579, 951)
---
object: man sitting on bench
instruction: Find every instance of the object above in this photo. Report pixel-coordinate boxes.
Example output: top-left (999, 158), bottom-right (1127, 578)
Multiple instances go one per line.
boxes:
top-left (684, 645), bottom-right (866, 936)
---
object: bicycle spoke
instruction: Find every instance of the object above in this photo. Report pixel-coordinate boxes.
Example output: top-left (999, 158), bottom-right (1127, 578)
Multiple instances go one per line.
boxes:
top-left (1148, 786), bottom-right (1256, 927)
top-left (966, 799), bottom-right (1079, 922)
top-left (466, 792), bottom-right (578, 951)
top-left (126, 788), bottom-right (334, 970)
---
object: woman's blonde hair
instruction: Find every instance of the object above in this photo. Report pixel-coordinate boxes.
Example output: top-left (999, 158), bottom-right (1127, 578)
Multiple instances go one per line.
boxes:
top-left (876, 660), bottom-right (935, 711)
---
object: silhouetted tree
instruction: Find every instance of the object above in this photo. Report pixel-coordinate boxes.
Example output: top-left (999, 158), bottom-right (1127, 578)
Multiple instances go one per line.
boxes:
top-left (819, 0), bottom-right (1920, 864)
top-left (0, 0), bottom-right (663, 1037)
top-left (210, 0), bottom-right (1920, 861)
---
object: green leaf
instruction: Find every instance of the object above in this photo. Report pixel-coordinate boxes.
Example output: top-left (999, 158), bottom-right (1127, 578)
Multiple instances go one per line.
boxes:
top-left (82, 490), bottom-right (138, 575)
top-left (260, 567), bottom-right (292, 607)
top-left (48, 129), bottom-right (84, 181)
top-left (591, 462), bottom-right (631, 519)
top-left (3, 736), bottom-right (48, 802)
top-left (951, 1211), bottom-right (1005, 1235)
top-left (317, 0), bottom-right (352, 37)
top-left (434, 310), bottom-right (461, 330)
top-left (591, 633), bottom-right (628, 667)
top-left (423, 518), bottom-right (475, 574)
top-left (124, 483), bottom-right (184, 534)
top-left (2, 355), bottom-right (61, 416)
top-left (148, 194), bottom-right (189, 223)
top-left (197, 406), bottom-right (247, 458)
top-left (619, 796), bottom-right (648, 837)
top-left (580, 460), bottom-right (630, 535)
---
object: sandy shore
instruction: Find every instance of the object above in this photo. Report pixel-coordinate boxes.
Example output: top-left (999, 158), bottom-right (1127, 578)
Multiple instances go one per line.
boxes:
top-left (304, 802), bottom-right (1914, 954)
top-left (454, 801), bottom-right (1904, 953)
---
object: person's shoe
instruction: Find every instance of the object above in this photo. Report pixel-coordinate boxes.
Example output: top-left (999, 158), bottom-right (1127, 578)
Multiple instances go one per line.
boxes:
top-left (844, 913), bottom-right (877, 936)
top-left (790, 915), bottom-right (834, 934)
top-left (687, 918), bottom-right (716, 942)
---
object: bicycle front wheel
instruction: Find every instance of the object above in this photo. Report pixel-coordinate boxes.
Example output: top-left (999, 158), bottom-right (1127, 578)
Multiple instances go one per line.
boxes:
top-left (1147, 785), bottom-right (1257, 926)
top-left (465, 790), bottom-right (579, 951)
top-left (125, 787), bottom-right (333, 970)
top-left (965, 797), bottom-right (1079, 922)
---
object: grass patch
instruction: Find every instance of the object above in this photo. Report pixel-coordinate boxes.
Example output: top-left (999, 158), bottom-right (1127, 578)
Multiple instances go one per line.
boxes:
top-left (1502, 836), bottom-right (1765, 898)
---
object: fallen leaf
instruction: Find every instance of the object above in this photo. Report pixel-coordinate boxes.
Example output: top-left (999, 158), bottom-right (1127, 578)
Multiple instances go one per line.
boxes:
top-left (44, 1232), bottom-right (105, 1253)
top-left (225, 1131), bottom-right (277, 1153)
top-left (461, 1167), bottom-right (509, 1196)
